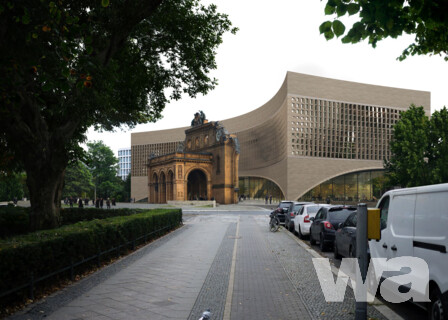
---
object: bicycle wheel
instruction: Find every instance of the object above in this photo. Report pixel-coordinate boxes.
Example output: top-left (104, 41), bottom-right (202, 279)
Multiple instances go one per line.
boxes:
top-left (270, 217), bottom-right (280, 232)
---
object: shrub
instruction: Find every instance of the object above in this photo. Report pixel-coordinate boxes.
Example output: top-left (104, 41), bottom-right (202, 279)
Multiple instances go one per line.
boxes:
top-left (60, 207), bottom-right (147, 225)
top-left (0, 206), bottom-right (30, 238)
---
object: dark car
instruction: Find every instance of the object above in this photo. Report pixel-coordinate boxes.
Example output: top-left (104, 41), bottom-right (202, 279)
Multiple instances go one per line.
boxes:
top-left (309, 206), bottom-right (357, 251)
top-left (334, 211), bottom-right (357, 259)
top-left (284, 201), bottom-right (313, 232)
top-left (333, 211), bottom-right (370, 259)
top-left (271, 201), bottom-right (294, 224)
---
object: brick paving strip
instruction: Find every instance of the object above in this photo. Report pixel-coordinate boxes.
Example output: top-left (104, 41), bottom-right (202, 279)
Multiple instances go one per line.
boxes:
top-left (187, 222), bottom-right (237, 320)
top-left (231, 215), bottom-right (313, 320)
top-left (254, 215), bottom-right (389, 320)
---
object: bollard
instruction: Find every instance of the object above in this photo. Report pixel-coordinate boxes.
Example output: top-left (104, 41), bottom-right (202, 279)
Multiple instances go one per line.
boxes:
top-left (355, 203), bottom-right (368, 320)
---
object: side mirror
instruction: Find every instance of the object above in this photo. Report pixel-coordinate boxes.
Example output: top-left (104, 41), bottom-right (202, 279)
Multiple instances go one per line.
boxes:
top-left (338, 222), bottom-right (343, 229)
top-left (309, 217), bottom-right (315, 222)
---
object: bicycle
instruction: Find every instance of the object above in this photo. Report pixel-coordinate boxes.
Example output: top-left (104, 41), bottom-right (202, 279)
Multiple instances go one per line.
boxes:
top-left (269, 211), bottom-right (280, 232)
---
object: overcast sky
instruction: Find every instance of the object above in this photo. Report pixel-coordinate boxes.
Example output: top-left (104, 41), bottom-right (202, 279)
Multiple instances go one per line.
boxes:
top-left (87, 0), bottom-right (448, 155)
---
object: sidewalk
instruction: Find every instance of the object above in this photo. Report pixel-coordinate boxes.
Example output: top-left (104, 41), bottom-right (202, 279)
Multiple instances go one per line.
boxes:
top-left (8, 213), bottom-right (389, 320)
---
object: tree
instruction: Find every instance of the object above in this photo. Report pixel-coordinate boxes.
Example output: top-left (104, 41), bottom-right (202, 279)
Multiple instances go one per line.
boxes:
top-left (318, 0), bottom-right (448, 61)
top-left (86, 141), bottom-right (122, 199)
top-left (385, 105), bottom-right (430, 187)
top-left (123, 173), bottom-right (131, 202)
top-left (428, 107), bottom-right (448, 183)
top-left (62, 161), bottom-right (94, 199)
top-left (0, 0), bottom-right (236, 229)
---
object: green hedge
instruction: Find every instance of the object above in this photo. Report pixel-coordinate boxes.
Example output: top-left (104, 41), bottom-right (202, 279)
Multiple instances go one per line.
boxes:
top-left (60, 208), bottom-right (148, 225)
top-left (0, 206), bottom-right (30, 238)
top-left (0, 209), bottom-right (182, 299)
top-left (0, 207), bottom-right (151, 238)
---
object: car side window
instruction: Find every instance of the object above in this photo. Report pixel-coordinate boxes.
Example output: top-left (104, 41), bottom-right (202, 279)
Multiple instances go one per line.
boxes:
top-left (298, 207), bottom-right (304, 215)
top-left (378, 196), bottom-right (390, 230)
top-left (321, 211), bottom-right (327, 220)
top-left (315, 209), bottom-right (323, 220)
top-left (345, 213), bottom-right (355, 227)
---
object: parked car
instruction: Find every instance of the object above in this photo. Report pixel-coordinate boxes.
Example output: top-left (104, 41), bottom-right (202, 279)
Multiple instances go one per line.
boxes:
top-left (309, 206), bottom-right (357, 251)
top-left (369, 183), bottom-right (448, 318)
top-left (271, 201), bottom-right (294, 225)
top-left (284, 201), bottom-right (313, 232)
top-left (293, 204), bottom-right (331, 239)
top-left (334, 211), bottom-right (364, 259)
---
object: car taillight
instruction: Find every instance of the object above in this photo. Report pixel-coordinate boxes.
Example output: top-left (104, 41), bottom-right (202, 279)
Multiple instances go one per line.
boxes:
top-left (324, 221), bottom-right (334, 229)
top-left (304, 215), bottom-right (310, 223)
top-left (290, 212), bottom-right (294, 217)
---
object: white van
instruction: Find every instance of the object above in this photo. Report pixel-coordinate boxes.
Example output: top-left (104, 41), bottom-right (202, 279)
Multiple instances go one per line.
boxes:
top-left (370, 183), bottom-right (448, 319)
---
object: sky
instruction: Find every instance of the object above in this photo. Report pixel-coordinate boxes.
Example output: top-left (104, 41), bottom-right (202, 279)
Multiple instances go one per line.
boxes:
top-left (87, 0), bottom-right (448, 155)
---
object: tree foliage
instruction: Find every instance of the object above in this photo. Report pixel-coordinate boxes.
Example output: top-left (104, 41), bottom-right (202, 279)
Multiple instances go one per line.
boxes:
top-left (0, 172), bottom-right (25, 201)
top-left (386, 105), bottom-right (448, 187)
top-left (0, 0), bottom-right (236, 229)
top-left (62, 161), bottom-right (94, 199)
top-left (86, 141), bottom-right (122, 199)
top-left (319, 0), bottom-right (448, 61)
top-left (428, 107), bottom-right (448, 183)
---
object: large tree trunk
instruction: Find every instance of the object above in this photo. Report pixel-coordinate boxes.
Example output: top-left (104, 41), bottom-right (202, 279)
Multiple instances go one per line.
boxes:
top-left (25, 150), bottom-right (66, 231)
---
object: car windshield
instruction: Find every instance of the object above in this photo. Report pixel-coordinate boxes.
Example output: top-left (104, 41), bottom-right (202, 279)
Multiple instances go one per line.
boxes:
top-left (279, 202), bottom-right (292, 208)
top-left (328, 209), bottom-right (356, 223)
top-left (306, 206), bottom-right (320, 214)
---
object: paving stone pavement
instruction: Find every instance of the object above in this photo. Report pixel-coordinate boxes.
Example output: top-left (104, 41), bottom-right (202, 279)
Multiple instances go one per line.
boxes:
top-left (8, 212), bottom-right (392, 320)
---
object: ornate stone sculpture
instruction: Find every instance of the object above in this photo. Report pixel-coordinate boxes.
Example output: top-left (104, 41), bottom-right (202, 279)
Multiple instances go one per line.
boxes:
top-left (191, 110), bottom-right (206, 126)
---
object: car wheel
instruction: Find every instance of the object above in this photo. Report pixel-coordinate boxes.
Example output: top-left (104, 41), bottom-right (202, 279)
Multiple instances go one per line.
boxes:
top-left (429, 286), bottom-right (448, 320)
top-left (310, 232), bottom-right (316, 245)
top-left (298, 226), bottom-right (305, 239)
top-left (319, 233), bottom-right (327, 251)
top-left (349, 246), bottom-right (356, 258)
top-left (334, 242), bottom-right (342, 259)
top-left (289, 222), bottom-right (295, 233)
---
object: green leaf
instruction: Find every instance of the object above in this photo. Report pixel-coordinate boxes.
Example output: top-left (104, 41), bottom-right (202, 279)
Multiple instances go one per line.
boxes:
top-left (319, 21), bottom-right (333, 34)
top-left (336, 4), bottom-right (347, 17)
top-left (42, 82), bottom-right (53, 92)
top-left (102, 0), bottom-right (110, 8)
top-left (347, 3), bottom-right (360, 15)
top-left (61, 68), bottom-right (70, 78)
top-left (324, 4), bottom-right (336, 15)
top-left (324, 31), bottom-right (335, 40)
top-left (84, 36), bottom-right (92, 44)
top-left (332, 20), bottom-right (346, 37)
top-left (22, 14), bottom-right (30, 24)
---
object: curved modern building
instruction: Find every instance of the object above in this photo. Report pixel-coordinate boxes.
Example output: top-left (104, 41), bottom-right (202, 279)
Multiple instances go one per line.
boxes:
top-left (131, 72), bottom-right (430, 203)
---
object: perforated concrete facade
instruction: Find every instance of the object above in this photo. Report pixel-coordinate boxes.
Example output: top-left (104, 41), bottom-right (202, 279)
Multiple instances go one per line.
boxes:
top-left (131, 72), bottom-right (430, 202)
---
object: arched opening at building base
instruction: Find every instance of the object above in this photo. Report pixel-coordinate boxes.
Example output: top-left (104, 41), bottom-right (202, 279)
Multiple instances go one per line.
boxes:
top-left (238, 177), bottom-right (284, 203)
top-left (298, 169), bottom-right (388, 205)
top-left (187, 169), bottom-right (208, 200)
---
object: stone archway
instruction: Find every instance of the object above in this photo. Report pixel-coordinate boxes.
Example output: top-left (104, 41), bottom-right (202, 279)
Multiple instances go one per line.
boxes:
top-left (187, 169), bottom-right (208, 200)
top-left (167, 170), bottom-right (174, 201)
top-left (160, 171), bottom-right (166, 203)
